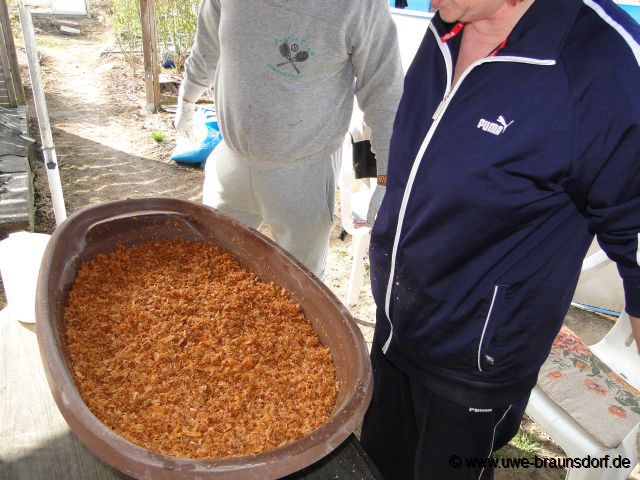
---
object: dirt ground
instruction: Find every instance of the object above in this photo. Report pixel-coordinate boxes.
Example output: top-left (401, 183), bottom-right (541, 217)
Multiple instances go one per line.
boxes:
top-left (16, 4), bottom-right (634, 480)
top-left (26, 14), bottom-right (202, 232)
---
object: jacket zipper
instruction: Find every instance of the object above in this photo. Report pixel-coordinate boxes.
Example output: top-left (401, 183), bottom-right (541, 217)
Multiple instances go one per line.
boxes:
top-left (381, 23), bottom-right (555, 354)
top-left (432, 94), bottom-right (449, 121)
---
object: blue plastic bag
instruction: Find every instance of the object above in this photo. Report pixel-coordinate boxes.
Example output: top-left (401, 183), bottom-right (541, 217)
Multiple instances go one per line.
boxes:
top-left (171, 107), bottom-right (222, 167)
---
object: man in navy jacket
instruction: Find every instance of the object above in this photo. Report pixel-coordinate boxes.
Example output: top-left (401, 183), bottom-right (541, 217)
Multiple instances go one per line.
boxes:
top-left (361, 0), bottom-right (640, 478)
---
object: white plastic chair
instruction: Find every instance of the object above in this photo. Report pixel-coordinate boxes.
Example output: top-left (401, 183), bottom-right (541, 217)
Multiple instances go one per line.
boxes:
top-left (573, 245), bottom-right (625, 313)
top-left (526, 250), bottom-right (640, 480)
top-left (338, 134), bottom-right (375, 306)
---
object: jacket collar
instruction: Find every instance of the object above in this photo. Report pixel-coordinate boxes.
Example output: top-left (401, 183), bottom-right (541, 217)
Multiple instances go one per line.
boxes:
top-left (430, 0), bottom-right (582, 61)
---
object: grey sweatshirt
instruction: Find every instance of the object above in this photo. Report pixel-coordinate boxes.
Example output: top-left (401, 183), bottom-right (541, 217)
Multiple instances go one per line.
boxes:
top-left (181, 0), bottom-right (404, 172)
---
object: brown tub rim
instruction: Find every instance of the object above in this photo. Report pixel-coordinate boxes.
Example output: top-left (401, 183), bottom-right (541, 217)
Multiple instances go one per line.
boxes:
top-left (35, 197), bottom-right (373, 480)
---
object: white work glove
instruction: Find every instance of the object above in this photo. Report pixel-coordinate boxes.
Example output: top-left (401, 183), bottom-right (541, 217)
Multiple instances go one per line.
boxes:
top-left (174, 97), bottom-right (204, 144)
top-left (367, 184), bottom-right (386, 226)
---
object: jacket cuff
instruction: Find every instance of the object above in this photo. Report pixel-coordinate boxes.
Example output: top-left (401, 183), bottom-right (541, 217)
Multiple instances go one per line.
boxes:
top-left (375, 153), bottom-right (388, 177)
top-left (623, 280), bottom-right (640, 317)
top-left (179, 80), bottom-right (207, 105)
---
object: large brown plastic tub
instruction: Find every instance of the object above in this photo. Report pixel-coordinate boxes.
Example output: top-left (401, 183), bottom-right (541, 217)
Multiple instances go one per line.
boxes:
top-left (35, 198), bottom-right (373, 480)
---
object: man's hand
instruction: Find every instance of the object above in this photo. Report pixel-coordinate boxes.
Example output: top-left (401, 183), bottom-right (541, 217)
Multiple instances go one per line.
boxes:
top-left (367, 184), bottom-right (386, 226)
top-left (174, 96), bottom-right (201, 143)
top-left (629, 314), bottom-right (640, 354)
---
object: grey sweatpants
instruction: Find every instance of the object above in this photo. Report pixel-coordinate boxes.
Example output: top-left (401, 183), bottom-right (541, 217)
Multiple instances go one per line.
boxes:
top-left (203, 141), bottom-right (341, 279)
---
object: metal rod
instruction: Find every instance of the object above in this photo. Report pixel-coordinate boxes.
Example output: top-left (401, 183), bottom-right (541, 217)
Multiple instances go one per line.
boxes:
top-left (18, 3), bottom-right (67, 225)
top-left (571, 302), bottom-right (621, 318)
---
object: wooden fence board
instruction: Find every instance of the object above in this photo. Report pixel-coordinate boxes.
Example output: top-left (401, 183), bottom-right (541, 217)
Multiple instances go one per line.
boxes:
top-left (0, 0), bottom-right (26, 105)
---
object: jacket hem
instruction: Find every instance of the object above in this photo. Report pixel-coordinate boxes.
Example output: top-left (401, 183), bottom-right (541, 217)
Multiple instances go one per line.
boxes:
top-left (219, 140), bottom-right (344, 167)
top-left (382, 334), bottom-right (537, 409)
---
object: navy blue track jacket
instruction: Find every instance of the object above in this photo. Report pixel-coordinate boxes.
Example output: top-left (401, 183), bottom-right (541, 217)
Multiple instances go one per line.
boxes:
top-left (370, 0), bottom-right (640, 407)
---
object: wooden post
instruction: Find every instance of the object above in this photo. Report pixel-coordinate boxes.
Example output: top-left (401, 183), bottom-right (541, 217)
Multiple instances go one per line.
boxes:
top-left (0, 0), bottom-right (26, 106)
top-left (140, 0), bottom-right (160, 113)
top-left (0, 22), bottom-right (17, 107)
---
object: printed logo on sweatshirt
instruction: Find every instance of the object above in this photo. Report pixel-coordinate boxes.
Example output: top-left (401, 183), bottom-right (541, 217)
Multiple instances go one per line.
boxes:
top-left (477, 115), bottom-right (514, 136)
top-left (267, 36), bottom-right (315, 78)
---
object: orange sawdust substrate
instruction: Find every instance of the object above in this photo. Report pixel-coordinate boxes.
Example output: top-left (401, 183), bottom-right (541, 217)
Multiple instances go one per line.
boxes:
top-left (64, 239), bottom-right (338, 459)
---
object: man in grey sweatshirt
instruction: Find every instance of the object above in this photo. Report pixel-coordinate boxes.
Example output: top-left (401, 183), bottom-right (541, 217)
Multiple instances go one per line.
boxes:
top-left (175, 0), bottom-right (403, 278)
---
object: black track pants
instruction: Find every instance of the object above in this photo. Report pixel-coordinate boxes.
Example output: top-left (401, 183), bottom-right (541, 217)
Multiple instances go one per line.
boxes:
top-left (360, 337), bottom-right (529, 480)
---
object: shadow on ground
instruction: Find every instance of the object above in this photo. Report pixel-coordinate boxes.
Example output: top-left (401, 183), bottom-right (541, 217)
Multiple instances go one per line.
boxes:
top-left (30, 126), bottom-right (204, 234)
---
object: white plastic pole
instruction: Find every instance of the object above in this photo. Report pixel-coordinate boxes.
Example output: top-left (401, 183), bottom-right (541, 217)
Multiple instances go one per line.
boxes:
top-left (18, 4), bottom-right (67, 225)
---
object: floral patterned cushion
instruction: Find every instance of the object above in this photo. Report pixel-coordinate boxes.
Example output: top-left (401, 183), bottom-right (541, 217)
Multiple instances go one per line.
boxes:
top-left (538, 326), bottom-right (640, 448)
